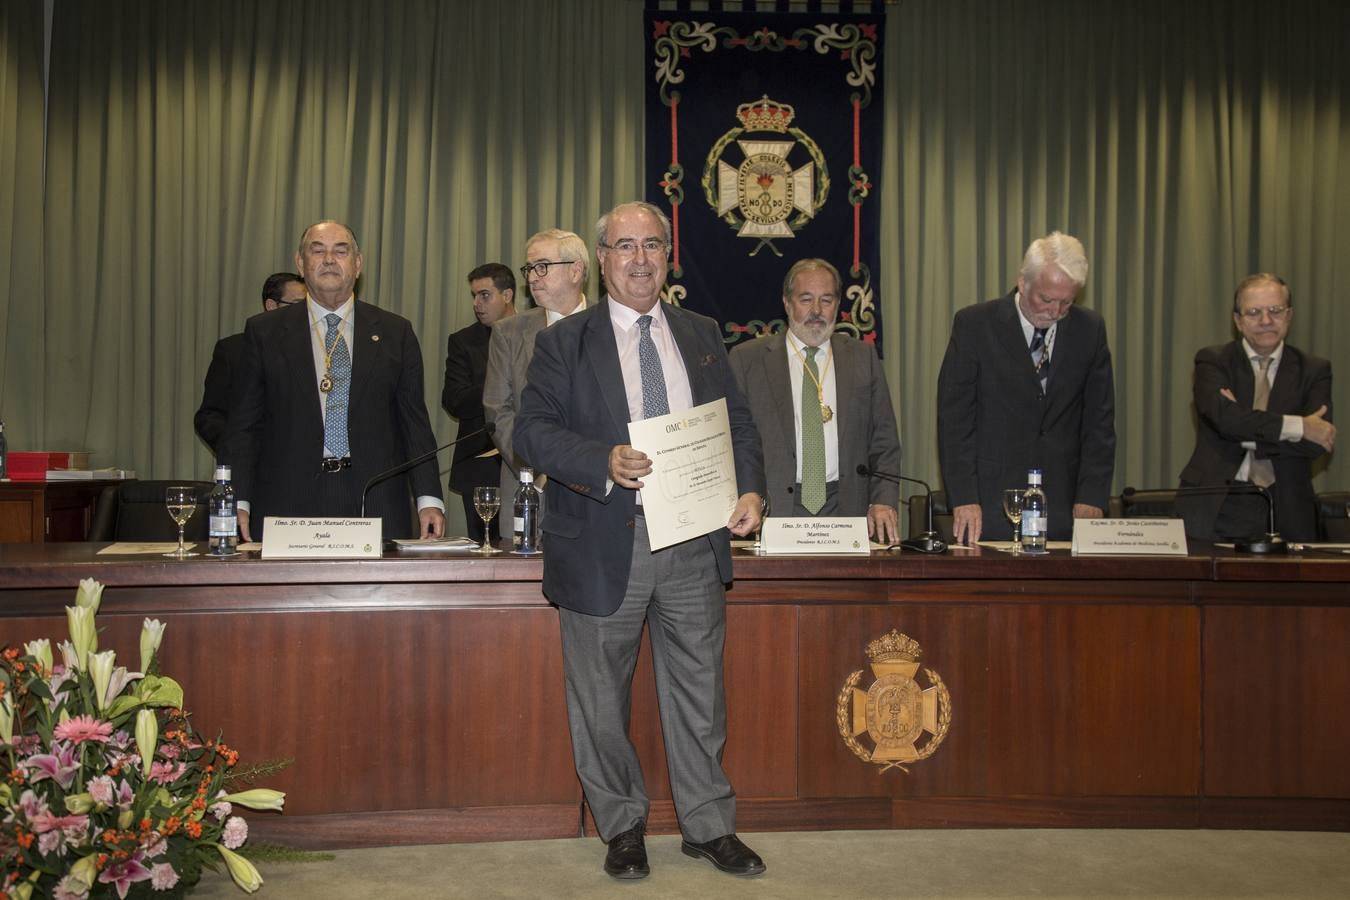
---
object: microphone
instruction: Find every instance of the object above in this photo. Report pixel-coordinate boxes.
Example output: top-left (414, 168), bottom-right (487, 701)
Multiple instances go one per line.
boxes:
top-left (1123, 483), bottom-right (1287, 555)
top-left (857, 464), bottom-right (947, 554)
top-left (360, 422), bottom-right (496, 517)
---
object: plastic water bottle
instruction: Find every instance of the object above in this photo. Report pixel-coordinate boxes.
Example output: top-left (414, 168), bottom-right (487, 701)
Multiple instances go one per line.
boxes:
top-left (513, 467), bottom-right (541, 553)
top-left (1021, 468), bottom-right (1047, 554)
top-left (208, 465), bottom-right (239, 556)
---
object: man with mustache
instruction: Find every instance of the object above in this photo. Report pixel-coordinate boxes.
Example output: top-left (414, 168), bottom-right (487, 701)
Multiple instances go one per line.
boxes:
top-left (224, 220), bottom-right (445, 541)
top-left (937, 231), bottom-right (1116, 544)
top-left (729, 258), bottom-right (901, 543)
top-left (515, 201), bottom-right (766, 880)
top-left (1176, 274), bottom-right (1335, 542)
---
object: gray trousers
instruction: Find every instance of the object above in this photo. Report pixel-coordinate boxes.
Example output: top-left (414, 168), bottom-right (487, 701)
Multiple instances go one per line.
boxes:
top-left (557, 516), bottom-right (735, 843)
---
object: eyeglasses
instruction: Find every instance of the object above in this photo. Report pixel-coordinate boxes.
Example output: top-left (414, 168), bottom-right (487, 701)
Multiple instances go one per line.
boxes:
top-left (1238, 305), bottom-right (1289, 321)
top-left (273, 297), bottom-right (304, 307)
top-left (599, 238), bottom-right (668, 257)
top-left (519, 259), bottom-right (576, 279)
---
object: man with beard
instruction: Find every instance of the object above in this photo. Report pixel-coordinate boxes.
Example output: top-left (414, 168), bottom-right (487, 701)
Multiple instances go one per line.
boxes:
top-left (937, 231), bottom-right (1116, 543)
top-left (729, 257), bottom-right (901, 543)
top-left (514, 201), bottom-right (766, 880)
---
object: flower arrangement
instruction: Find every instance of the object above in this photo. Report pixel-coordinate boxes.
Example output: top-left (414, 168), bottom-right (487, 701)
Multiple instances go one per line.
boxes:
top-left (1, 579), bottom-right (285, 898)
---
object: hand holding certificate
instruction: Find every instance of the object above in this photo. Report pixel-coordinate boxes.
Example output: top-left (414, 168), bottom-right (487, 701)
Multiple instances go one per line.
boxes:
top-left (627, 398), bottom-right (743, 550)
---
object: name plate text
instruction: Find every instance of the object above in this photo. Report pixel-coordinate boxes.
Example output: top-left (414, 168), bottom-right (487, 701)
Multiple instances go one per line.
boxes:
top-left (261, 517), bottom-right (383, 558)
top-left (1071, 518), bottom-right (1188, 556)
top-left (763, 517), bottom-right (871, 554)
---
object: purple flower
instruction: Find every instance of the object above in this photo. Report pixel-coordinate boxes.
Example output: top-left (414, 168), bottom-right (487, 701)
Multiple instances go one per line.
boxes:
top-left (97, 853), bottom-right (152, 900)
top-left (221, 815), bottom-right (248, 849)
top-left (24, 742), bottom-right (80, 789)
top-left (89, 775), bottom-right (115, 806)
top-left (150, 862), bottom-right (180, 890)
top-left (30, 809), bottom-right (89, 835)
top-left (148, 760), bottom-right (186, 785)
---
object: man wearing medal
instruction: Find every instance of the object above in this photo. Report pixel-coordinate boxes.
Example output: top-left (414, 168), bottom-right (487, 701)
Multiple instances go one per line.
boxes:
top-left (224, 220), bottom-right (446, 541)
top-left (729, 257), bottom-right (902, 544)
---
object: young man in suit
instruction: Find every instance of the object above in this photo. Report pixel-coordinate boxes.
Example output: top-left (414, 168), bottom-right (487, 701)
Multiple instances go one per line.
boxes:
top-left (442, 262), bottom-right (515, 541)
top-left (194, 272), bottom-right (306, 456)
top-left (515, 202), bottom-right (766, 880)
top-left (482, 228), bottom-right (590, 504)
top-left (937, 231), bottom-right (1116, 543)
top-left (1177, 274), bottom-right (1335, 541)
top-left (729, 257), bottom-right (901, 543)
top-left (224, 220), bottom-right (445, 541)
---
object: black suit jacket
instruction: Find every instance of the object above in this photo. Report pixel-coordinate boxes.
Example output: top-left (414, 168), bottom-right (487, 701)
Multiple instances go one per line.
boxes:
top-left (440, 320), bottom-right (494, 490)
top-left (194, 332), bottom-right (246, 456)
top-left (1177, 340), bottom-right (1332, 541)
top-left (514, 298), bottom-right (765, 617)
top-left (937, 291), bottom-right (1116, 540)
top-left (222, 301), bottom-right (442, 538)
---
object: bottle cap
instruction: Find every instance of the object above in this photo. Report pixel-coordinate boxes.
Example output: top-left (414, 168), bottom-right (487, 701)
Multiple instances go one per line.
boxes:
top-left (214, 465), bottom-right (231, 480)
top-left (519, 467), bottom-right (533, 483)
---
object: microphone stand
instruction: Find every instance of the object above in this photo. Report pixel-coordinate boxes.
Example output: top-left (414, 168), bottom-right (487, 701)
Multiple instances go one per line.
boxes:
top-left (360, 423), bottom-right (496, 517)
top-left (857, 464), bottom-right (947, 554)
top-left (1123, 483), bottom-right (1288, 555)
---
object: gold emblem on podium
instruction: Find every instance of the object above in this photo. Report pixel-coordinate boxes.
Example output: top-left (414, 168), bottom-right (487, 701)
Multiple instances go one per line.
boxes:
top-left (836, 629), bottom-right (951, 773)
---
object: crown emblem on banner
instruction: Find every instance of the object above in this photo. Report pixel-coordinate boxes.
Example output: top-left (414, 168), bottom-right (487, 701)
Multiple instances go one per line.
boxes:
top-left (735, 95), bottom-right (795, 133)
top-left (866, 629), bottom-right (922, 663)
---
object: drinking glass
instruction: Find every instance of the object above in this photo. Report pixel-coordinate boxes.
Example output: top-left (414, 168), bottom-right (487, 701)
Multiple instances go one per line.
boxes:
top-left (747, 495), bottom-right (771, 554)
top-left (472, 486), bottom-right (502, 554)
top-left (164, 485), bottom-right (201, 558)
top-left (1002, 488), bottom-right (1026, 554)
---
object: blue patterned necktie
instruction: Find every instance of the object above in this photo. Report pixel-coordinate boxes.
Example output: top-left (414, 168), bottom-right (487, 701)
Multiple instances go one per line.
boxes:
top-left (1030, 327), bottom-right (1050, 390)
top-left (799, 346), bottom-right (827, 514)
top-left (323, 313), bottom-right (352, 457)
top-left (637, 315), bottom-right (670, 419)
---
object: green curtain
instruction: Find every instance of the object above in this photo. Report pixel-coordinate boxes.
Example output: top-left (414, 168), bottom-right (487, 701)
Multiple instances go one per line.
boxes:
top-left (0, 0), bottom-right (45, 448)
top-left (5, 0), bottom-right (1347, 535)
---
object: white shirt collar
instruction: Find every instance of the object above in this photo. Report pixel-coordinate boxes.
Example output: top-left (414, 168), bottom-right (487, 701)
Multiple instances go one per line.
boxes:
top-left (1242, 338), bottom-right (1284, 363)
top-left (308, 295), bottom-right (354, 324)
top-left (607, 295), bottom-right (666, 331)
top-left (545, 294), bottom-right (587, 325)
top-left (785, 328), bottom-right (830, 357)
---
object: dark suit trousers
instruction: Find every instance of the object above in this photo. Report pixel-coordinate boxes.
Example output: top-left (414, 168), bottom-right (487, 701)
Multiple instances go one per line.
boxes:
top-left (451, 456), bottom-right (501, 543)
top-left (556, 516), bottom-right (735, 844)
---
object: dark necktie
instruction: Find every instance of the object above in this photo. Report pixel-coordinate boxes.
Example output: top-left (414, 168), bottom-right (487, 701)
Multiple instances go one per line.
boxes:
top-left (1030, 327), bottom-right (1050, 390)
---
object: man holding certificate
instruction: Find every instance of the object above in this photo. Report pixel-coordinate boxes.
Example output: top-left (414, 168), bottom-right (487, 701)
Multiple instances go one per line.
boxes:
top-left (515, 201), bottom-right (766, 880)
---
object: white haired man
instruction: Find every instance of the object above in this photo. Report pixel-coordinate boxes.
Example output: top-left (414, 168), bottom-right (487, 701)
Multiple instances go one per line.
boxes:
top-left (937, 231), bottom-right (1116, 544)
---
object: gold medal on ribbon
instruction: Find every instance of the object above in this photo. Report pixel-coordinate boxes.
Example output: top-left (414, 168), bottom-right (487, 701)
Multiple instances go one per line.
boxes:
top-left (319, 373), bottom-right (333, 393)
top-left (821, 403), bottom-right (833, 423)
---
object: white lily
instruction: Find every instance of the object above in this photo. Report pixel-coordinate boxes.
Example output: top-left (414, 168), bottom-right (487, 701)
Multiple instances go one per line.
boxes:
top-left (135, 709), bottom-right (157, 778)
top-left (140, 618), bottom-right (167, 672)
top-left (23, 639), bottom-right (52, 673)
top-left (66, 606), bottom-right (97, 670)
top-left (75, 577), bottom-right (105, 613)
top-left (216, 788), bottom-right (286, 812)
top-left (88, 649), bottom-right (117, 711)
top-left (216, 845), bottom-right (263, 893)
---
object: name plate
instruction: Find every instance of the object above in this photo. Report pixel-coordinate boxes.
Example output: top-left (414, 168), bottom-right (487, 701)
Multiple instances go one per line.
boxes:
top-left (763, 517), bottom-right (871, 554)
top-left (1071, 518), bottom-right (1188, 556)
top-left (261, 517), bottom-right (383, 558)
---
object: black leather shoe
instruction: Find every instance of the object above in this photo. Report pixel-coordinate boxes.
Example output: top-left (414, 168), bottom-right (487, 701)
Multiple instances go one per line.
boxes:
top-left (680, 833), bottom-right (766, 876)
top-left (604, 822), bottom-right (650, 879)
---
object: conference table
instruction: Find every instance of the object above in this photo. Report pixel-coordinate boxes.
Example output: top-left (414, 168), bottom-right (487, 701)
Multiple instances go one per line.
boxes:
top-left (0, 542), bottom-right (1346, 848)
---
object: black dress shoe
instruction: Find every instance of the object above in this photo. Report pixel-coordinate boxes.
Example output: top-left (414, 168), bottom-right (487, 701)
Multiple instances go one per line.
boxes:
top-left (604, 822), bottom-right (650, 879)
top-left (681, 833), bottom-right (766, 876)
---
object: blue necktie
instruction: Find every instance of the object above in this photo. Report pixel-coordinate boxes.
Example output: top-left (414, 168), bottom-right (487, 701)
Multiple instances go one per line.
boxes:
top-left (324, 313), bottom-right (352, 457)
top-left (637, 315), bottom-right (670, 419)
top-left (1030, 327), bottom-right (1050, 390)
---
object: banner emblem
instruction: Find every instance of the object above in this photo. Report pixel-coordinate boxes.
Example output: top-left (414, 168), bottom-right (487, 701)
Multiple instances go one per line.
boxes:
top-left (704, 96), bottom-right (829, 257)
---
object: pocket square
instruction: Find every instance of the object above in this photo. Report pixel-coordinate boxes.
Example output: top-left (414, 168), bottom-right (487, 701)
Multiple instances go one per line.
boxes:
top-left (700, 353), bottom-right (717, 367)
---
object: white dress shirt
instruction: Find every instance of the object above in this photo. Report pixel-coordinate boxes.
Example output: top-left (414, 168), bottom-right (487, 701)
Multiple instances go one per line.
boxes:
top-left (1015, 300), bottom-right (1057, 362)
top-left (609, 298), bottom-right (694, 421)
top-left (786, 330), bottom-right (839, 484)
top-left (545, 295), bottom-right (587, 326)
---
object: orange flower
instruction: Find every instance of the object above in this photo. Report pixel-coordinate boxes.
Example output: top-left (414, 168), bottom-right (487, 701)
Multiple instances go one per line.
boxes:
top-left (15, 829), bottom-right (33, 849)
top-left (185, 820), bottom-right (203, 839)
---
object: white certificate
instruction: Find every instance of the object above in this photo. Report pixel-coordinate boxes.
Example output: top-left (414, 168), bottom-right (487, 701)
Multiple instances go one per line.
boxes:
top-left (627, 397), bottom-right (739, 551)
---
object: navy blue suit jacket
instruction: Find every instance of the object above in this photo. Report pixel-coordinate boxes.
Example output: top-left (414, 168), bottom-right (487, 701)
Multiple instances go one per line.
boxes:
top-left (514, 298), bottom-right (765, 616)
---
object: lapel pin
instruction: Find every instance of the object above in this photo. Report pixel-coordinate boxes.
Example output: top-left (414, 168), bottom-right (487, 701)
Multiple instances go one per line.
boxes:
top-left (370, 334), bottom-right (380, 342)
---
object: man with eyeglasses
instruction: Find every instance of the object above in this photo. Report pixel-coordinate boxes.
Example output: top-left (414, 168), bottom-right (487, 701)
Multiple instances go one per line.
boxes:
top-left (483, 228), bottom-right (591, 505)
top-left (1178, 273), bottom-right (1335, 542)
top-left (195, 271), bottom-right (307, 455)
top-left (441, 263), bottom-right (516, 543)
top-left (938, 231), bottom-right (1116, 543)
top-left (515, 201), bottom-right (767, 880)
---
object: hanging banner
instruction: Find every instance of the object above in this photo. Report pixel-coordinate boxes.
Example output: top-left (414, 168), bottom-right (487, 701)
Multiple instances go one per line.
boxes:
top-left (644, 3), bottom-right (885, 353)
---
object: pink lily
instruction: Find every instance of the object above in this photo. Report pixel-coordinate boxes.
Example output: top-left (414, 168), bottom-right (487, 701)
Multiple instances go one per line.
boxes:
top-left (98, 853), bottom-right (152, 900)
top-left (24, 742), bottom-right (80, 789)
